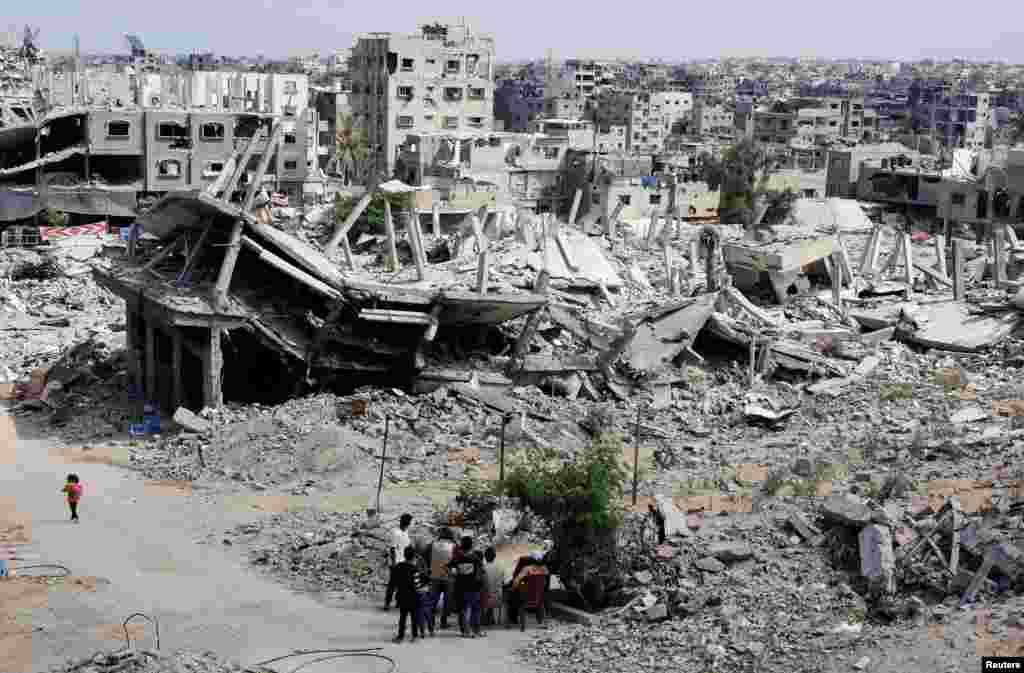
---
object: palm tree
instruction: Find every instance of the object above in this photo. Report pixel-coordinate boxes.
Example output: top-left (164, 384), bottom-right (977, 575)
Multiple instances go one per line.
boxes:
top-left (334, 113), bottom-right (368, 185)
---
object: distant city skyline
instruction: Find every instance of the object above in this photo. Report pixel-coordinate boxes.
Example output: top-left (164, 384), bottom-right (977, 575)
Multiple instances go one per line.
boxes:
top-left (4, 0), bottom-right (1024, 64)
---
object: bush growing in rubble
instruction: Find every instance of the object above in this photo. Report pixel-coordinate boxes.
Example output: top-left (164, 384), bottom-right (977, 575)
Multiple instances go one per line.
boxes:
top-left (334, 191), bottom-right (413, 232)
top-left (457, 433), bottom-right (630, 609)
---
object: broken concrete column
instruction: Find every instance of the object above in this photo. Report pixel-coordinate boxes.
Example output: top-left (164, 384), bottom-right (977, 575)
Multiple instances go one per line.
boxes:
top-left (654, 494), bottom-right (689, 538)
top-left (859, 524), bottom-right (896, 595)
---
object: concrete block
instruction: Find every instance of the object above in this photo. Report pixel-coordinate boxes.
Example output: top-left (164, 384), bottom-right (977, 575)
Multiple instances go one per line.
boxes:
top-left (859, 524), bottom-right (895, 594)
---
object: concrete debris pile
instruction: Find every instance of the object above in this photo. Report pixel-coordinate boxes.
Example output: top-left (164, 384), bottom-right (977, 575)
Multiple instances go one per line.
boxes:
top-left (129, 383), bottom-right (623, 491)
top-left (1, 239), bottom-right (125, 390)
top-left (48, 649), bottom-right (244, 673)
top-left (217, 503), bottom-right (547, 604)
top-left (524, 504), bottom-right (880, 673)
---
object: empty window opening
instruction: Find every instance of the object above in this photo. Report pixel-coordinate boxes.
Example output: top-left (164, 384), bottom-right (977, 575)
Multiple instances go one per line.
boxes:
top-left (401, 58), bottom-right (415, 71)
top-left (443, 116), bottom-right (459, 130)
top-left (284, 160), bottom-right (298, 170)
top-left (468, 87), bottom-right (485, 100)
top-left (106, 120), bottom-right (131, 138)
top-left (445, 60), bottom-right (460, 74)
top-left (284, 133), bottom-right (297, 144)
top-left (397, 86), bottom-right (414, 99)
top-left (397, 116), bottom-right (414, 128)
top-left (284, 80), bottom-right (298, 95)
top-left (649, 194), bottom-right (662, 205)
top-left (468, 116), bottom-right (484, 127)
top-left (203, 161), bottom-right (225, 177)
top-left (157, 121), bottom-right (189, 140)
top-left (619, 194), bottom-right (631, 205)
top-left (157, 159), bottom-right (182, 177)
top-left (201, 122), bottom-right (225, 140)
top-left (444, 88), bottom-right (463, 102)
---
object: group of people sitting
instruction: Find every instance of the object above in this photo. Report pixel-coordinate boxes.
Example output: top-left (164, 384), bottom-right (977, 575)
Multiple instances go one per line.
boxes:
top-left (384, 515), bottom-right (551, 643)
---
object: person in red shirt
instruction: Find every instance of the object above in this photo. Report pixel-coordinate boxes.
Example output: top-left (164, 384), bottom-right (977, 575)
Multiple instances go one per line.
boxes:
top-left (61, 474), bottom-right (82, 523)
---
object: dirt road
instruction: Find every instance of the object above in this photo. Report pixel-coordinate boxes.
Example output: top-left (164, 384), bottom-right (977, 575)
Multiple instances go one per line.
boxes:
top-left (0, 409), bottom-right (536, 673)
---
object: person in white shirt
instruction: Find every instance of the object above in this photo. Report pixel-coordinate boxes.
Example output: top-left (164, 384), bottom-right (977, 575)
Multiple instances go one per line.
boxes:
top-left (384, 513), bottom-right (412, 610)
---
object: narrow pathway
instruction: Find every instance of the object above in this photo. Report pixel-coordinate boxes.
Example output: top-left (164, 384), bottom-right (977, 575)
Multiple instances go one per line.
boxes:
top-left (0, 409), bottom-right (535, 673)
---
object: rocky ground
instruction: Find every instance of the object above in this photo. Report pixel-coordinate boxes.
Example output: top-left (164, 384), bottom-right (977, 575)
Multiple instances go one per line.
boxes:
top-left (5, 222), bottom-right (1024, 673)
top-left (46, 649), bottom-right (246, 673)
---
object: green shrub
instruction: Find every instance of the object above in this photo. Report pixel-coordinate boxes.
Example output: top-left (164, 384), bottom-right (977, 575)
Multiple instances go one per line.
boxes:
top-left (335, 191), bottom-right (413, 230)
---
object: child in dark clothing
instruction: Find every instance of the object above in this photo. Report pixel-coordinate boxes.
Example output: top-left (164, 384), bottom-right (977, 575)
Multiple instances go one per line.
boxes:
top-left (392, 547), bottom-right (424, 643)
top-left (414, 557), bottom-right (433, 637)
top-left (61, 474), bottom-right (82, 523)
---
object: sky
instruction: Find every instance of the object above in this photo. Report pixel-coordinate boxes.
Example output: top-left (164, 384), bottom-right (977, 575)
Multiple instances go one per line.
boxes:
top-left (5, 0), bottom-right (1024, 63)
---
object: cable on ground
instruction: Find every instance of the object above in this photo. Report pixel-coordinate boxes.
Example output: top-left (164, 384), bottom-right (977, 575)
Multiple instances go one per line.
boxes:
top-left (122, 612), bottom-right (160, 651)
top-left (13, 564), bottom-right (71, 577)
top-left (286, 653), bottom-right (397, 673)
top-left (243, 648), bottom-right (385, 673)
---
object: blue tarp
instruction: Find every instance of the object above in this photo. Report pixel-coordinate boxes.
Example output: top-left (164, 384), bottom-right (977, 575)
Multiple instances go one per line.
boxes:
top-left (641, 176), bottom-right (656, 188)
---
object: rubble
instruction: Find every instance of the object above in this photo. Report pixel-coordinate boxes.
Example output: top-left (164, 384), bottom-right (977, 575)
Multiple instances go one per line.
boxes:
top-left (48, 649), bottom-right (243, 673)
top-left (6, 184), bottom-right (1024, 673)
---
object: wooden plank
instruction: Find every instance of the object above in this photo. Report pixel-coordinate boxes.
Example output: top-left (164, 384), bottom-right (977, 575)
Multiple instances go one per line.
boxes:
top-left (408, 208), bottom-right (426, 280)
top-left (1006, 223), bottom-right (1020, 249)
top-left (607, 200), bottom-right (624, 238)
top-left (913, 261), bottom-right (953, 287)
top-left (240, 236), bottom-right (343, 300)
top-left (952, 238), bottom-right (966, 301)
top-left (325, 179), bottom-right (379, 256)
top-left (213, 122), bottom-right (282, 310)
top-left (471, 214), bottom-right (489, 252)
top-left (828, 253), bottom-right (842, 309)
top-left (383, 199), bottom-right (399, 271)
top-left (902, 233), bottom-right (914, 289)
top-left (568, 188), bottom-right (583, 227)
top-left (555, 232), bottom-right (580, 273)
top-left (935, 235), bottom-right (948, 277)
top-left (689, 240), bottom-right (699, 283)
top-left (141, 235), bottom-right (185, 273)
top-left (646, 211), bottom-right (659, 249)
top-left (202, 327), bottom-right (223, 409)
top-left (476, 250), bottom-right (490, 294)
top-left (961, 548), bottom-right (996, 606)
top-left (836, 240), bottom-right (854, 286)
top-left (994, 228), bottom-right (1006, 287)
top-left (859, 225), bottom-right (880, 275)
top-left (220, 128), bottom-right (263, 198)
top-left (205, 152), bottom-right (238, 196)
top-left (949, 497), bottom-right (962, 576)
top-left (359, 309), bottom-right (433, 325)
top-left (663, 240), bottom-right (676, 295)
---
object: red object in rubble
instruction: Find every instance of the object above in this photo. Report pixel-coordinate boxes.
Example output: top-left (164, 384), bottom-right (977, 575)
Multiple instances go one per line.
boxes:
top-left (911, 231), bottom-right (930, 243)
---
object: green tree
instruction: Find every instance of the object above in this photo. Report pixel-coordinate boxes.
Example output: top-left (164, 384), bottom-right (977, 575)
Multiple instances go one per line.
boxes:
top-left (334, 113), bottom-right (368, 185)
top-left (699, 138), bottom-right (771, 227)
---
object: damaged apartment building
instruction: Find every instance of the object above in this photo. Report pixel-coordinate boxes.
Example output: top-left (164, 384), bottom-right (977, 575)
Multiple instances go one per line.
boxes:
top-left (0, 69), bottom-right (317, 241)
top-left (349, 21), bottom-right (495, 182)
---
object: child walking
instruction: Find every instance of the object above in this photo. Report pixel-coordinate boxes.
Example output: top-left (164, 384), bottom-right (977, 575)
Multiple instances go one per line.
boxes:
top-left (414, 554), bottom-right (434, 637)
top-left (392, 547), bottom-right (424, 643)
top-left (61, 474), bottom-right (82, 523)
